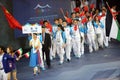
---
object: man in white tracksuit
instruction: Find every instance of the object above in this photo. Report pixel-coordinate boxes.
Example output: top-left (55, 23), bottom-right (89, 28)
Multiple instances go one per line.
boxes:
top-left (93, 16), bottom-right (105, 48)
top-left (55, 25), bottom-right (66, 64)
top-left (62, 21), bottom-right (72, 62)
top-left (79, 22), bottom-right (86, 55)
top-left (52, 19), bottom-right (59, 59)
top-left (71, 19), bottom-right (81, 58)
top-left (99, 8), bottom-right (109, 47)
top-left (87, 16), bottom-right (97, 53)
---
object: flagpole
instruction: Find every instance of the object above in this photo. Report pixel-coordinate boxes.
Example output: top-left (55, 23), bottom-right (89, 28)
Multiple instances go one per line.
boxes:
top-left (0, 2), bottom-right (3, 6)
top-left (14, 50), bottom-right (18, 54)
top-left (31, 33), bottom-right (36, 53)
top-left (60, 8), bottom-right (65, 17)
top-left (105, 2), bottom-right (115, 19)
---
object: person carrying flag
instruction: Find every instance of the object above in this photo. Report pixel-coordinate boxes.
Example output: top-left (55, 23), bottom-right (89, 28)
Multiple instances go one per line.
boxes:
top-left (29, 33), bottom-right (45, 76)
top-left (6, 46), bottom-right (21, 80)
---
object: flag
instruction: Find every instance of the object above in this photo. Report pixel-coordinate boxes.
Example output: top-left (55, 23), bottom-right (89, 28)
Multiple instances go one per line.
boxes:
top-left (73, 7), bottom-right (80, 12)
top-left (90, 4), bottom-right (95, 9)
top-left (65, 11), bottom-right (69, 18)
top-left (39, 19), bottom-right (44, 26)
top-left (1, 5), bottom-right (22, 30)
top-left (81, 17), bottom-right (87, 24)
top-left (105, 2), bottom-right (114, 37)
top-left (24, 52), bottom-right (30, 58)
top-left (46, 22), bottom-right (52, 33)
top-left (109, 19), bottom-right (120, 41)
top-left (105, 2), bottom-right (120, 41)
top-left (17, 48), bottom-right (23, 55)
top-left (79, 11), bottom-right (85, 17)
top-left (65, 17), bottom-right (72, 24)
top-left (83, 6), bottom-right (89, 12)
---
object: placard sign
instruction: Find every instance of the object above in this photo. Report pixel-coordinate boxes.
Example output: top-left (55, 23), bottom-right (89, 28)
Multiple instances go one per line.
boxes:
top-left (22, 23), bottom-right (42, 34)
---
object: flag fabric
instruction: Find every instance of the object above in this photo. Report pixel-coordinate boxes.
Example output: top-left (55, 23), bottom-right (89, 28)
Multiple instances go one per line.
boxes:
top-left (73, 7), bottom-right (80, 12)
top-left (105, 2), bottom-right (120, 41)
top-left (79, 11), bottom-right (85, 17)
top-left (65, 11), bottom-right (69, 18)
top-left (24, 52), bottom-right (30, 58)
top-left (105, 3), bottom-right (113, 37)
top-left (46, 22), bottom-right (52, 33)
top-left (17, 48), bottom-right (23, 55)
top-left (90, 4), bottom-right (95, 9)
top-left (109, 19), bottom-right (120, 41)
top-left (1, 5), bottom-right (22, 30)
top-left (65, 17), bottom-right (72, 24)
top-left (81, 17), bottom-right (87, 24)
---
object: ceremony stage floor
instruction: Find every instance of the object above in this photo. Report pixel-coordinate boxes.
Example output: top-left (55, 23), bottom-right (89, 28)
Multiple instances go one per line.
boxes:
top-left (17, 40), bottom-right (120, 80)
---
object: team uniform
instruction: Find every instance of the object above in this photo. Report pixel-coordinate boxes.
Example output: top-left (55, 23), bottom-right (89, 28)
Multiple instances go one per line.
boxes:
top-left (79, 23), bottom-right (86, 55)
top-left (64, 25), bottom-right (72, 61)
top-left (51, 24), bottom-right (58, 59)
top-left (55, 30), bottom-right (66, 64)
top-left (71, 24), bottom-right (81, 58)
top-left (87, 20), bottom-right (97, 52)
top-left (93, 21), bottom-right (105, 48)
top-left (99, 12), bottom-right (109, 47)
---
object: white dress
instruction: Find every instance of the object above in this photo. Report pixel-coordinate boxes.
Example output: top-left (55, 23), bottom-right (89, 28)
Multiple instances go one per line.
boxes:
top-left (0, 54), bottom-right (7, 80)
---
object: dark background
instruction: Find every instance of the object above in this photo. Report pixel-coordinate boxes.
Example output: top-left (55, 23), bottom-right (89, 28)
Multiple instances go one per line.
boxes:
top-left (0, 0), bottom-right (29, 50)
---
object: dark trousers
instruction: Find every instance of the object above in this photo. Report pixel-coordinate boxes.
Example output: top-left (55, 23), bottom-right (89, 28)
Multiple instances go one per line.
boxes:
top-left (42, 45), bottom-right (51, 68)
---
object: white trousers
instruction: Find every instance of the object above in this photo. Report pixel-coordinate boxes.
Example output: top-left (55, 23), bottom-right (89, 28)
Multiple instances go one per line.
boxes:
top-left (52, 39), bottom-right (57, 58)
top-left (39, 48), bottom-right (45, 68)
top-left (103, 36), bottom-right (109, 47)
top-left (0, 70), bottom-right (7, 80)
top-left (65, 39), bottom-right (72, 60)
top-left (72, 38), bottom-right (81, 57)
top-left (80, 33), bottom-right (84, 55)
top-left (56, 43), bottom-right (65, 63)
top-left (87, 33), bottom-right (97, 52)
top-left (50, 37), bottom-right (53, 60)
top-left (97, 32), bottom-right (104, 48)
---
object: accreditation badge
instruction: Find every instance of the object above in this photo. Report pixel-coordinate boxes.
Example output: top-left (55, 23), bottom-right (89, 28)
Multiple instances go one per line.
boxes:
top-left (57, 39), bottom-right (60, 42)
top-left (0, 62), bottom-right (2, 68)
top-left (42, 41), bottom-right (44, 44)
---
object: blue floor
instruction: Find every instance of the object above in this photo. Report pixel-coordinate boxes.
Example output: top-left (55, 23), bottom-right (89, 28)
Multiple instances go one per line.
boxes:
top-left (17, 40), bottom-right (120, 80)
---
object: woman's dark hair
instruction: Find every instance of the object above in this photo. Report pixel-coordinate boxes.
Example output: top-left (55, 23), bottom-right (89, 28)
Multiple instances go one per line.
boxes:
top-left (43, 20), bottom-right (48, 24)
top-left (0, 45), bottom-right (5, 52)
top-left (58, 24), bottom-right (64, 31)
top-left (33, 33), bottom-right (37, 35)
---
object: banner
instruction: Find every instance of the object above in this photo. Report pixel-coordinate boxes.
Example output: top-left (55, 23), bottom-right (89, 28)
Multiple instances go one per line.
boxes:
top-left (22, 23), bottom-right (42, 34)
top-left (13, 0), bottom-right (71, 37)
